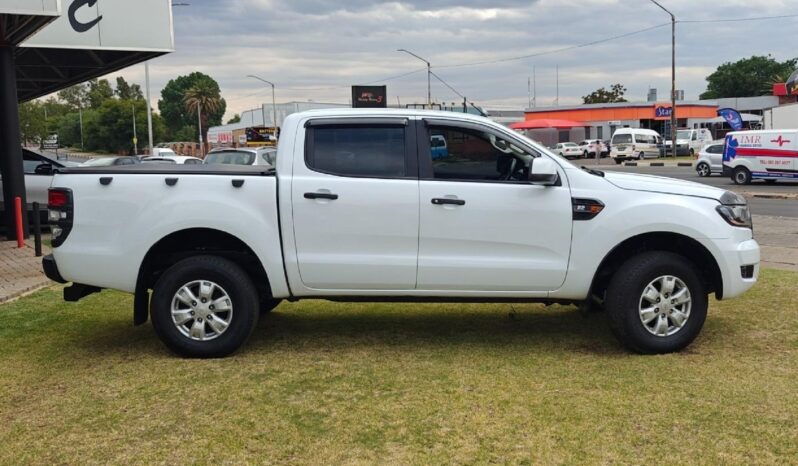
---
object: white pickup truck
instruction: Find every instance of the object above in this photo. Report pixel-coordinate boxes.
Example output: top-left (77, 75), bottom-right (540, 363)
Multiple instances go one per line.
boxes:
top-left (43, 109), bottom-right (760, 358)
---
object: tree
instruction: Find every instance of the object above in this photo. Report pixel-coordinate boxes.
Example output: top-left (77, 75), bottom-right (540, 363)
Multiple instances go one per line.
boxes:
top-left (582, 83), bottom-right (628, 104)
top-left (158, 72), bottom-right (226, 139)
top-left (227, 114), bottom-right (241, 124)
top-left (82, 99), bottom-right (163, 154)
top-left (115, 76), bottom-right (144, 100)
top-left (183, 80), bottom-right (225, 153)
top-left (700, 55), bottom-right (798, 99)
top-left (57, 84), bottom-right (88, 110)
top-left (86, 79), bottom-right (115, 109)
top-left (18, 101), bottom-right (48, 145)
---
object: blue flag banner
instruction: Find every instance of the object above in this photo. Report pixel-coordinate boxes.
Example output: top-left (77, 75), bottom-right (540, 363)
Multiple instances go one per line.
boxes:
top-left (717, 108), bottom-right (744, 131)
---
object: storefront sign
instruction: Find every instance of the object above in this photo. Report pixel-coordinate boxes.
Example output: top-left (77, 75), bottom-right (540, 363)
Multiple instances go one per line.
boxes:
top-left (654, 105), bottom-right (673, 120)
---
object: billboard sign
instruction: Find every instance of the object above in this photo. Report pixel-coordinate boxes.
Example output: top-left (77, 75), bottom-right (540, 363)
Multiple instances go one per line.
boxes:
top-left (245, 127), bottom-right (276, 146)
top-left (0, 0), bottom-right (60, 16)
top-left (352, 85), bottom-right (387, 108)
top-left (22, 0), bottom-right (174, 52)
top-left (42, 133), bottom-right (59, 150)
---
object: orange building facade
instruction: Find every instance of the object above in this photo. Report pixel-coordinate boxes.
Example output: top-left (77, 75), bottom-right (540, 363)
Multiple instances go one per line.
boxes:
top-left (524, 102), bottom-right (718, 141)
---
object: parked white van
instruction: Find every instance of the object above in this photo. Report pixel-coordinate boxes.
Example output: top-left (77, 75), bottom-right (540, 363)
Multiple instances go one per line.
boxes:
top-left (610, 128), bottom-right (662, 163)
top-left (723, 129), bottom-right (798, 184)
top-left (664, 128), bottom-right (713, 156)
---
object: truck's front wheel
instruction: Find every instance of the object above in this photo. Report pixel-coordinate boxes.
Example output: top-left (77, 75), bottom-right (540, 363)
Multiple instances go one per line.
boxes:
top-left (605, 252), bottom-right (707, 354)
top-left (151, 255), bottom-right (259, 358)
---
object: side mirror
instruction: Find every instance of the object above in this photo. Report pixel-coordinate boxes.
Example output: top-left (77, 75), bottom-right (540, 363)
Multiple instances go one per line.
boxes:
top-left (529, 158), bottom-right (559, 186)
top-left (34, 163), bottom-right (53, 175)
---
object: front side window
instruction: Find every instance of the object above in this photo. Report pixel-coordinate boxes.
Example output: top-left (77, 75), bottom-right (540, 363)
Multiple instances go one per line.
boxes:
top-left (426, 125), bottom-right (536, 182)
top-left (308, 126), bottom-right (406, 177)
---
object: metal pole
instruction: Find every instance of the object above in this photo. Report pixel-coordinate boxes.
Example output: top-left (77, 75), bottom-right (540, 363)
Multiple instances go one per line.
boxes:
top-left (271, 82), bottom-right (277, 139)
top-left (132, 104), bottom-right (138, 155)
top-left (197, 100), bottom-right (203, 156)
top-left (79, 108), bottom-right (84, 150)
top-left (145, 61), bottom-right (154, 154)
top-left (32, 202), bottom-right (42, 257)
top-left (397, 49), bottom-right (431, 107)
top-left (650, 0), bottom-right (677, 158)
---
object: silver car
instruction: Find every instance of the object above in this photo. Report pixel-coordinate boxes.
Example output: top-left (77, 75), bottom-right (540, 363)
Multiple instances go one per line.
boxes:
top-left (204, 146), bottom-right (277, 167)
top-left (695, 142), bottom-right (724, 177)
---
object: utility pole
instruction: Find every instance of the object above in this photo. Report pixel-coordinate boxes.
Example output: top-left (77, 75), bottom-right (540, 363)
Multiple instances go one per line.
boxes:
top-left (197, 100), bottom-right (203, 157)
top-left (650, 0), bottom-right (677, 158)
top-left (247, 75), bottom-right (278, 139)
top-left (132, 104), bottom-right (138, 155)
top-left (145, 61), bottom-right (154, 155)
top-left (397, 49), bottom-right (431, 107)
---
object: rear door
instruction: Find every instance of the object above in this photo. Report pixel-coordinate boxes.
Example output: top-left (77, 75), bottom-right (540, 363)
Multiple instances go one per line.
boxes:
top-left (416, 119), bottom-right (573, 293)
top-left (290, 118), bottom-right (420, 290)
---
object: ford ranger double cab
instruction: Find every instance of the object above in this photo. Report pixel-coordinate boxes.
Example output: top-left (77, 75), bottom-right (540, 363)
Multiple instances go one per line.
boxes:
top-left (42, 109), bottom-right (760, 358)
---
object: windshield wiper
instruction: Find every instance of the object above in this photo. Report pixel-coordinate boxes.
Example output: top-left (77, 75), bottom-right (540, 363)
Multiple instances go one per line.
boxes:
top-left (580, 166), bottom-right (605, 177)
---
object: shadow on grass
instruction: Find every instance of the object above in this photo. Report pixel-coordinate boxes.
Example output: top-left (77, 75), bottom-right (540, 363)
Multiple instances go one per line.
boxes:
top-left (245, 302), bottom-right (623, 355)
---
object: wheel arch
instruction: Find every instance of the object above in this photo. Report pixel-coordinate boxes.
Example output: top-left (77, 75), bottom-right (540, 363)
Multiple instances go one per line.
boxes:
top-left (135, 228), bottom-right (272, 325)
top-left (589, 232), bottom-right (724, 303)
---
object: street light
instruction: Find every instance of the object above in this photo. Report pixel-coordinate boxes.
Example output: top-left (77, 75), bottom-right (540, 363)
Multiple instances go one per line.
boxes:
top-left (650, 0), bottom-right (677, 158)
top-left (247, 75), bottom-right (278, 139)
top-left (397, 48), bottom-right (431, 107)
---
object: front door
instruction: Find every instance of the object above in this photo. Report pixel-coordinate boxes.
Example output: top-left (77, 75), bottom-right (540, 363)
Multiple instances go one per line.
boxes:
top-left (291, 119), bottom-right (420, 290)
top-left (416, 119), bottom-right (573, 293)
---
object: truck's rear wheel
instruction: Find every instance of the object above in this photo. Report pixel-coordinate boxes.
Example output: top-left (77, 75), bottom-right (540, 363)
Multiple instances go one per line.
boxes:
top-left (151, 255), bottom-right (259, 358)
top-left (733, 166), bottom-right (752, 185)
top-left (605, 251), bottom-right (707, 354)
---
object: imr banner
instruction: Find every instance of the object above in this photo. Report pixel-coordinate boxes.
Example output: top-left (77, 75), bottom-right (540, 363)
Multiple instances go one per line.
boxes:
top-left (21, 0), bottom-right (174, 52)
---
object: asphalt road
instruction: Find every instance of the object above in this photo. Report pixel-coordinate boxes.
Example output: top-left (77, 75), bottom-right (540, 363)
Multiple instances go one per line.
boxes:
top-left (580, 159), bottom-right (798, 218)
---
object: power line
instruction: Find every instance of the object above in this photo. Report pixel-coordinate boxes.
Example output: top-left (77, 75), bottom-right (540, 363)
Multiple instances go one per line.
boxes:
top-left (679, 13), bottom-right (798, 23)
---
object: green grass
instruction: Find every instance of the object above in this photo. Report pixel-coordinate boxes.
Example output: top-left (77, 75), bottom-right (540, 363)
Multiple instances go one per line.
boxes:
top-left (1, 269), bottom-right (796, 465)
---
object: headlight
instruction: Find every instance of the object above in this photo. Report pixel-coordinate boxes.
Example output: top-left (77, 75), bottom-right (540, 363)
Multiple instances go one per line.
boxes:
top-left (716, 191), bottom-right (752, 229)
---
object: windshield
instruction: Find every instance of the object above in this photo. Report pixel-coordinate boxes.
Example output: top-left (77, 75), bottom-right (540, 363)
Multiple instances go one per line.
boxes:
top-left (82, 157), bottom-right (117, 167)
top-left (563, 143), bottom-right (577, 147)
top-left (612, 134), bottom-right (633, 144)
top-left (205, 150), bottom-right (256, 165)
top-left (141, 158), bottom-right (176, 164)
top-left (676, 130), bottom-right (692, 140)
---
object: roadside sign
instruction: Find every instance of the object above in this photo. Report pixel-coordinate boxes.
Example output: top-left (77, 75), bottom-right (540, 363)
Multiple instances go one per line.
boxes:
top-left (42, 133), bottom-right (58, 150)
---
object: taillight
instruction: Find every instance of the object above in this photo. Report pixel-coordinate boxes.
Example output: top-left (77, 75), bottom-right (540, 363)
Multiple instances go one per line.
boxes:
top-left (48, 188), bottom-right (73, 247)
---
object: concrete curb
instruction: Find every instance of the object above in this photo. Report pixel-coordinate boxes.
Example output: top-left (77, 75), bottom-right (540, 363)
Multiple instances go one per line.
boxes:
top-left (742, 192), bottom-right (798, 200)
top-left (650, 162), bottom-right (665, 167)
top-left (677, 162), bottom-right (694, 167)
top-left (0, 281), bottom-right (53, 305)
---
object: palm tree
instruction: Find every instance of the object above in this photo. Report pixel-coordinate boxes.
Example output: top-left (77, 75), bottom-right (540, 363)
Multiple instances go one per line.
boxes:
top-left (183, 81), bottom-right (223, 154)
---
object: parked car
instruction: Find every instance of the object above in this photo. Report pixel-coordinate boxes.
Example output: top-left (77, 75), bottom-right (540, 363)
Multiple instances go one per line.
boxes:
top-left (430, 135), bottom-right (449, 160)
top-left (44, 109), bottom-right (759, 358)
top-left (577, 139), bottom-right (608, 158)
top-left (723, 129), bottom-right (798, 184)
top-left (553, 142), bottom-right (582, 159)
top-left (695, 142), bottom-right (725, 177)
top-left (610, 128), bottom-right (663, 163)
top-left (204, 147), bottom-right (276, 167)
top-left (150, 148), bottom-right (179, 158)
top-left (80, 156), bottom-right (140, 167)
top-left (0, 148), bottom-right (77, 223)
top-left (140, 155), bottom-right (203, 165)
top-left (664, 128), bottom-right (713, 157)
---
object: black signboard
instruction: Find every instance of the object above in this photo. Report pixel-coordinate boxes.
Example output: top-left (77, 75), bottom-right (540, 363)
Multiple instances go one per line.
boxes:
top-left (352, 85), bottom-right (387, 108)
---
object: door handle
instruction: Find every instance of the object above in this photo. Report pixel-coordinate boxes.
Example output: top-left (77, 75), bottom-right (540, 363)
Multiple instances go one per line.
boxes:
top-left (431, 198), bottom-right (465, 206)
top-left (304, 192), bottom-right (339, 200)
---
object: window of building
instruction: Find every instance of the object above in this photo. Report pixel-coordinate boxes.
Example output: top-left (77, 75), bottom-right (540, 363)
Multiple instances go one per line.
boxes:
top-left (597, 126), bottom-right (604, 139)
top-left (308, 126), bottom-right (406, 178)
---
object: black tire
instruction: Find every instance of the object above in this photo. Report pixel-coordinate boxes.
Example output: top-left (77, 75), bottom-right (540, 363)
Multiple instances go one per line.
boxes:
top-left (613, 158), bottom-right (623, 165)
top-left (261, 298), bottom-right (282, 314)
top-left (764, 179), bottom-right (777, 184)
top-left (690, 148), bottom-right (695, 157)
top-left (151, 255), bottom-right (259, 358)
top-left (696, 162), bottom-right (710, 177)
top-left (605, 251), bottom-right (708, 354)
top-left (732, 166), bottom-right (752, 185)
top-left (583, 151), bottom-right (589, 159)
top-left (638, 152), bottom-right (645, 160)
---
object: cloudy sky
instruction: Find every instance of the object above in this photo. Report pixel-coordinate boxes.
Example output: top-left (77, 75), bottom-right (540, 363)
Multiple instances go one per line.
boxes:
top-left (109, 0), bottom-right (797, 119)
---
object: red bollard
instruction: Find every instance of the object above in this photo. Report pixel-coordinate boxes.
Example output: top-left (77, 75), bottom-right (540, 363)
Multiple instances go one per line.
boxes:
top-left (14, 196), bottom-right (24, 248)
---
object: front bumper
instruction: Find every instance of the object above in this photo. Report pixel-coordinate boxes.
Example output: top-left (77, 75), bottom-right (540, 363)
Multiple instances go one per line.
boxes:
top-left (714, 237), bottom-right (760, 300)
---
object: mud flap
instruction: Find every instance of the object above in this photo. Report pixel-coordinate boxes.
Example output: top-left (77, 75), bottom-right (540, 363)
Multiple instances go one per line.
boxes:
top-left (133, 266), bottom-right (150, 326)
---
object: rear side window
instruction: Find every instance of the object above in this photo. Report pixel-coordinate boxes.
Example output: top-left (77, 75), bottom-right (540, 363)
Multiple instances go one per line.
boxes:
top-left (706, 144), bottom-right (723, 154)
top-left (613, 134), bottom-right (633, 144)
top-left (307, 126), bottom-right (406, 177)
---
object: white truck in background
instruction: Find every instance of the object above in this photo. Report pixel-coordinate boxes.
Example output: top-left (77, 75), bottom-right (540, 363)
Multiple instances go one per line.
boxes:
top-left (43, 109), bottom-right (760, 358)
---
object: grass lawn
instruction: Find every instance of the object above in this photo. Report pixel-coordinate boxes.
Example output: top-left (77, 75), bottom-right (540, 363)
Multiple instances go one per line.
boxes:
top-left (1, 269), bottom-right (796, 465)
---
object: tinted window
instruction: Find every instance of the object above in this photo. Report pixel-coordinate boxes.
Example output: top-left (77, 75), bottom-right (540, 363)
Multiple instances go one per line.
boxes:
top-left (634, 134), bottom-right (654, 144)
top-left (309, 126), bottom-right (406, 177)
top-left (205, 151), bottom-right (256, 165)
top-left (613, 134), bottom-right (633, 144)
top-left (427, 125), bottom-right (535, 182)
top-left (184, 159), bottom-right (202, 165)
top-left (706, 144), bottom-right (723, 154)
